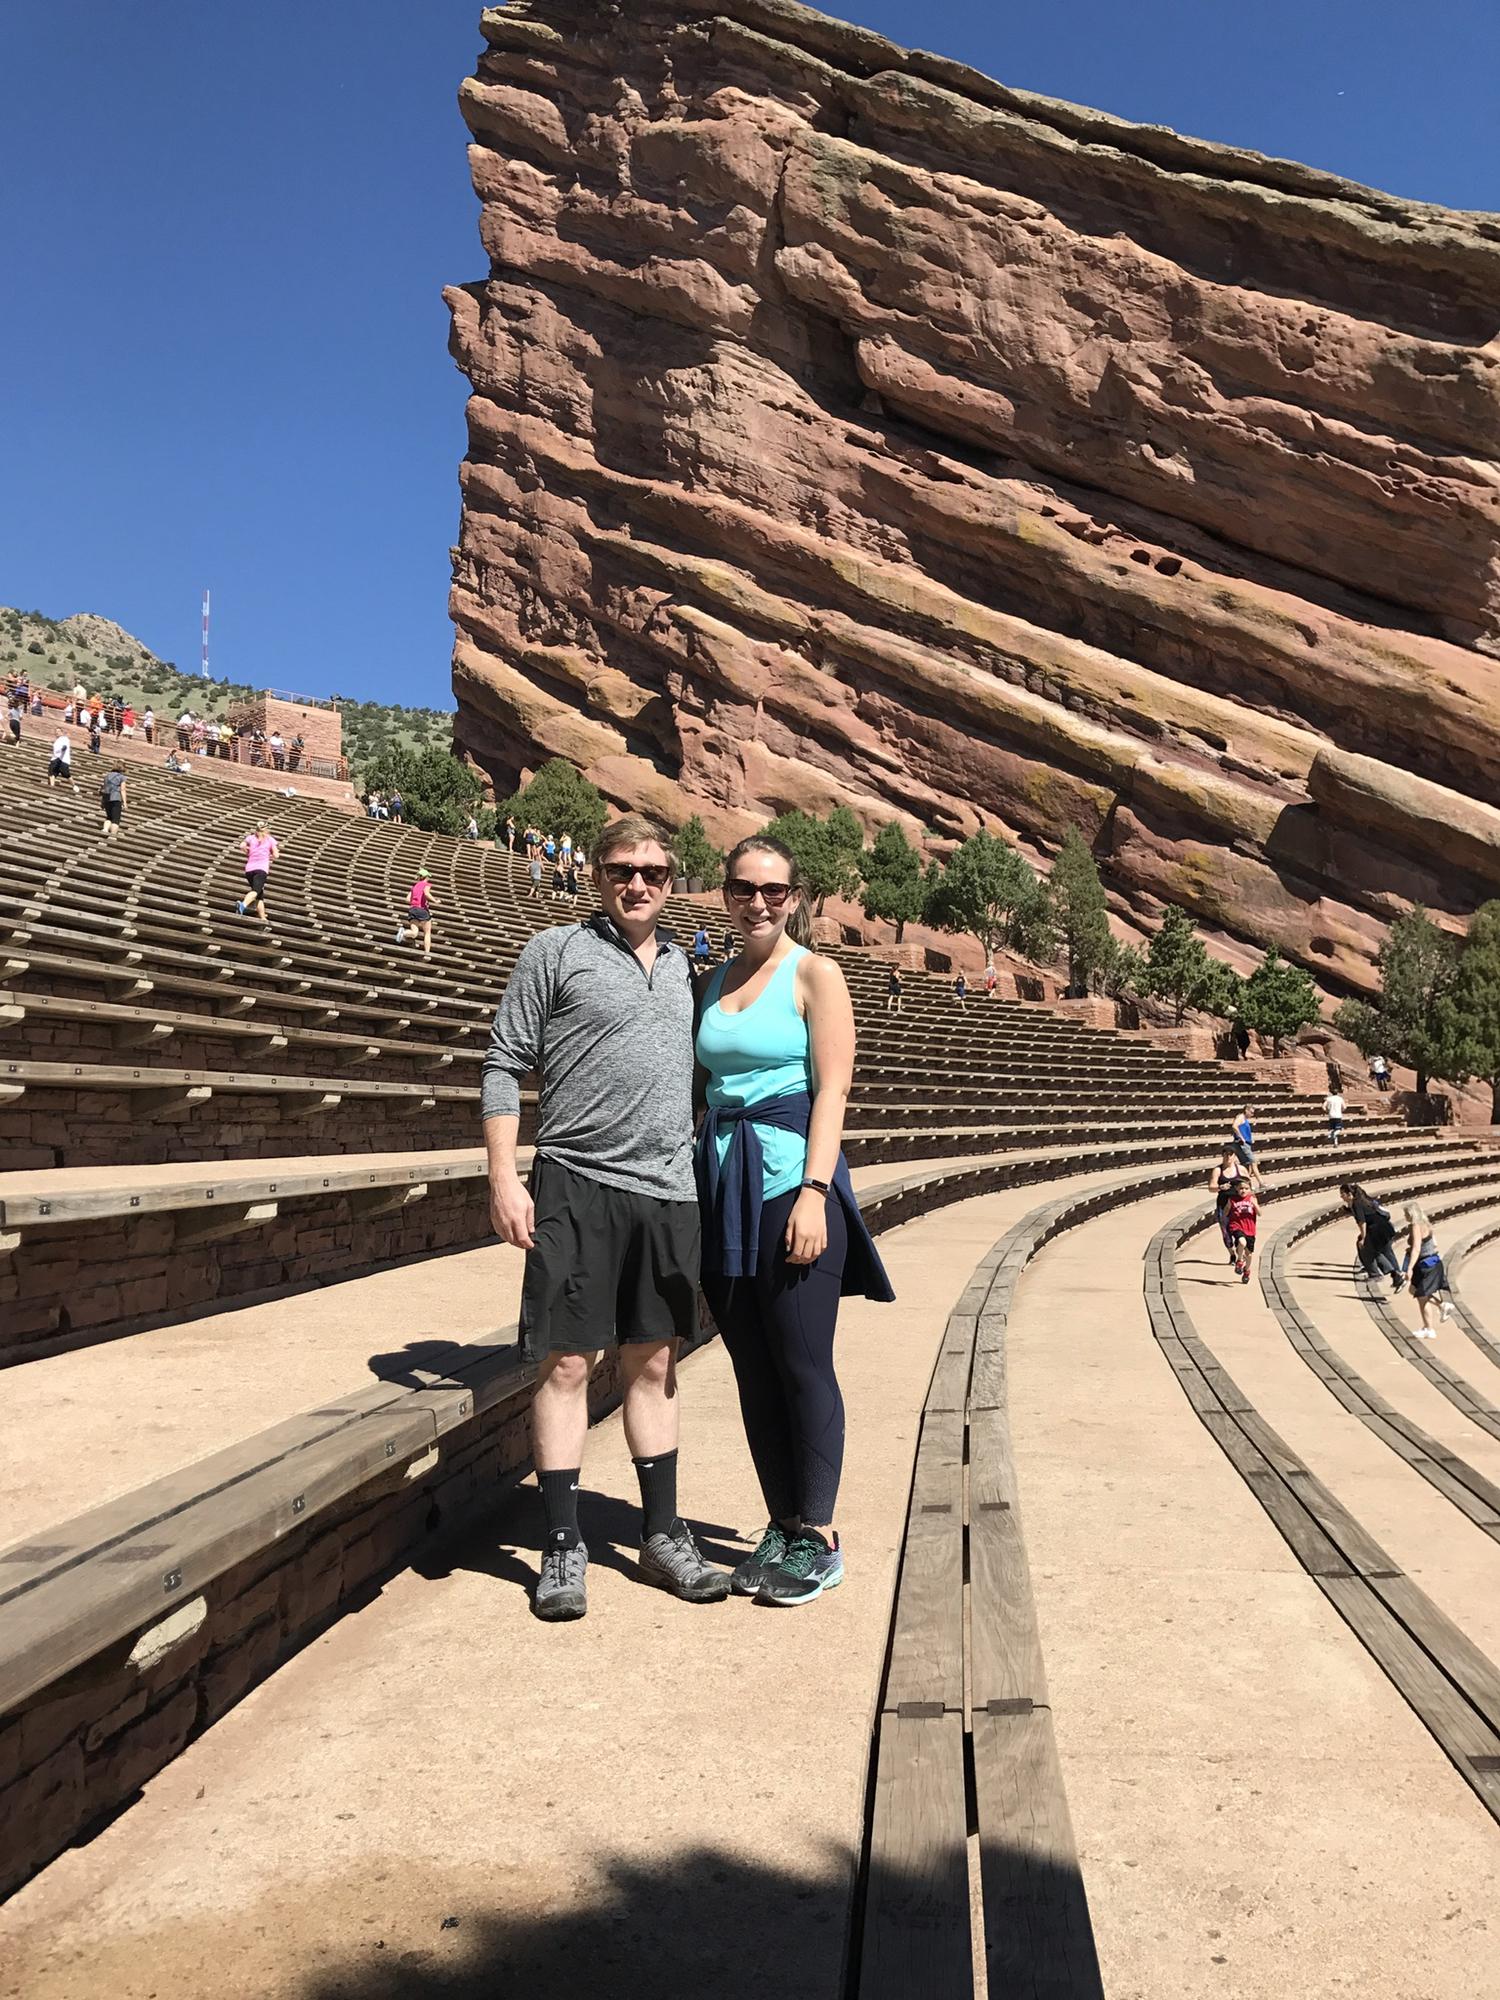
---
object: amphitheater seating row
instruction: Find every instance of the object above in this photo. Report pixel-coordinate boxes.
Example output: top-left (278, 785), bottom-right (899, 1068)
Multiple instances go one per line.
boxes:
top-left (2, 1114), bottom-right (1474, 1361)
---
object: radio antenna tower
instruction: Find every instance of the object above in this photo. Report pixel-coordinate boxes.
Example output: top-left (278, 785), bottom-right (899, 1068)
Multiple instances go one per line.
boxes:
top-left (201, 589), bottom-right (211, 681)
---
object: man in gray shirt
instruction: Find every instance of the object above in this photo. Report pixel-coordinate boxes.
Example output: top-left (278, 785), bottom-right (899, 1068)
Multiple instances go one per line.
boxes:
top-left (483, 813), bottom-right (728, 1620)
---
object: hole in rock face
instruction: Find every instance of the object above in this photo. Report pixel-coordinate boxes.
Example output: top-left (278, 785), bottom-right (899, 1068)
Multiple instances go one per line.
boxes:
top-left (1309, 936), bottom-right (1336, 957)
top-left (1154, 556), bottom-right (1182, 576)
top-left (1130, 548), bottom-right (1150, 565)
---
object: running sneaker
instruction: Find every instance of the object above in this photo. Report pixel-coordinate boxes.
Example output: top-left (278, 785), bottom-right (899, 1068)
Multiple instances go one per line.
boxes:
top-left (1392, 1275), bottom-right (1407, 1293)
top-left (1240, 1265), bottom-right (1252, 1285)
top-left (756, 1528), bottom-right (844, 1607)
top-left (639, 1523), bottom-right (731, 1602)
top-left (533, 1539), bottom-right (589, 1621)
top-left (1440, 1301), bottom-right (1456, 1321)
top-left (731, 1521), bottom-right (792, 1597)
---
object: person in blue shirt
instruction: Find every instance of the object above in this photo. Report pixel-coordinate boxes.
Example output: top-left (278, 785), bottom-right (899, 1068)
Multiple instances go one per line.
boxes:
top-left (1231, 1104), bottom-right (1257, 1175)
top-left (692, 924), bottom-right (711, 966)
top-left (695, 834), bottom-right (893, 1607)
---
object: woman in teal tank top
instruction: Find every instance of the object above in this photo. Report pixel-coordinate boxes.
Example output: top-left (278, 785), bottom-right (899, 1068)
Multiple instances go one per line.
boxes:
top-left (694, 834), bottom-right (892, 1608)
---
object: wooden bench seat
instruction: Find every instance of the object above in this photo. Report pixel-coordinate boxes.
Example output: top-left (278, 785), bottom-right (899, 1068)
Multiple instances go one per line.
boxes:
top-left (0, 1146), bottom-right (491, 1233)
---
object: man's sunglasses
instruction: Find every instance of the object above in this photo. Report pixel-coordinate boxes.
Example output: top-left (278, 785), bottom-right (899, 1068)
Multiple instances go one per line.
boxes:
top-left (725, 878), bottom-right (793, 905)
top-left (600, 861), bottom-right (673, 889)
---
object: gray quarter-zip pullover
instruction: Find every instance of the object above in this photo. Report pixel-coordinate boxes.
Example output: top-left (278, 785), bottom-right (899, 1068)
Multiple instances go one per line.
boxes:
top-left (480, 913), bottom-right (697, 1202)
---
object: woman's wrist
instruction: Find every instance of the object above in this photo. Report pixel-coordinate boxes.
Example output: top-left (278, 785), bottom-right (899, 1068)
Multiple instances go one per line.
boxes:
top-left (800, 1176), bottom-right (830, 1195)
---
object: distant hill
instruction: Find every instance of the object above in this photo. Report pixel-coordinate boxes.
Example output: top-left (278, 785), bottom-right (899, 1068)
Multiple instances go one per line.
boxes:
top-left (0, 606), bottom-right (453, 778)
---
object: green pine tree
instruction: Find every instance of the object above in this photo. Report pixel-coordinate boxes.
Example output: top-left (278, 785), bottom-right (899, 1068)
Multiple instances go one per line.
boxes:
top-left (762, 809), bottom-right (864, 912)
top-left (359, 744), bottom-right (487, 837)
top-left (1144, 906), bottom-right (1211, 1024)
top-left (924, 829), bottom-right (1051, 963)
top-left (860, 821), bottom-right (927, 943)
top-left (1435, 901), bottom-right (1500, 1119)
top-left (1193, 954), bottom-right (1246, 1029)
top-left (1240, 948), bottom-right (1321, 1055)
top-left (675, 815), bottom-right (724, 889)
top-left (1096, 937), bottom-right (1147, 999)
top-left (1332, 906), bottom-right (1459, 1093)
top-left (1047, 829), bottom-right (1112, 997)
top-left (503, 758), bottom-right (609, 852)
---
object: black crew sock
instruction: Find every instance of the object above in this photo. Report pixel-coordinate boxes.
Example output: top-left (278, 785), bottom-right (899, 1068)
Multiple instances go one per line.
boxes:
top-left (633, 1449), bottom-right (681, 1541)
top-left (538, 1468), bottom-right (582, 1551)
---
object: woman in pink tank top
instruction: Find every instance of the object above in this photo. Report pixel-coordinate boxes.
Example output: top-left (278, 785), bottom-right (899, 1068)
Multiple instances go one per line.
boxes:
top-left (398, 870), bottom-right (436, 956)
top-left (237, 824), bottom-right (279, 924)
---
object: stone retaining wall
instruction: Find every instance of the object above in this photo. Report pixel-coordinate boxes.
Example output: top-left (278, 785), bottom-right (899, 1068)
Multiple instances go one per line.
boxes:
top-left (0, 1179), bottom-right (493, 1361)
top-left (0, 1088), bottom-right (473, 1172)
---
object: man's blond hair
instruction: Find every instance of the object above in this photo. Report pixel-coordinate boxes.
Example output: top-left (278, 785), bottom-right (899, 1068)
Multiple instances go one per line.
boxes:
top-left (592, 813), bottom-right (677, 869)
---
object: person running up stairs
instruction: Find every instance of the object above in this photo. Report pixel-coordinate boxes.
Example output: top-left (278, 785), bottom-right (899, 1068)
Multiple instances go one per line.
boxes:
top-left (237, 823), bottom-right (279, 923)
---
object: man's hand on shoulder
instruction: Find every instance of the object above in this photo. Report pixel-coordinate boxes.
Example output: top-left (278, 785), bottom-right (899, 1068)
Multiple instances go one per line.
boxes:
top-left (489, 1167), bottom-right (535, 1249)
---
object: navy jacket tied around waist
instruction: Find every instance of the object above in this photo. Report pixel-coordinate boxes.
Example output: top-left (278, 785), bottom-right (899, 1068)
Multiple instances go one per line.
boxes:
top-left (694, 1088), bottom-right (895, 1300)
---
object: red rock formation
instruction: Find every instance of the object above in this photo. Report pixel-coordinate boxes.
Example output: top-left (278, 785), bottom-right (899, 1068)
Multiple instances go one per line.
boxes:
top-left (446, 0), bottom-right (1500, 992)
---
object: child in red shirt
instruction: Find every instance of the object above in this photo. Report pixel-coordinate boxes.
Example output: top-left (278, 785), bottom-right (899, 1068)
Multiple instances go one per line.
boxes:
top-left (1225, 1179), bottom-right (1259, 1284)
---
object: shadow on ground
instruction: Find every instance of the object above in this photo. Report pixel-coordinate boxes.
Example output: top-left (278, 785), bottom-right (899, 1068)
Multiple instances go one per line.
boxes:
top-left (286, 1840), bottom-right (1105, 2000)
top-left (296, 1846), bottom-right (854, 2000)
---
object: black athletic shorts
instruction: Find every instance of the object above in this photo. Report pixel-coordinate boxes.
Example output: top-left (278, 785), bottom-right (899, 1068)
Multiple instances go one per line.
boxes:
top-left (103, 797), bottom-right (122, 823)
top-left (48, 757), bottom-right (69, 779)
top-left (245, 870), bottom-right (268, 896)
top-left (519, 1155), bottom-right (700, 1359)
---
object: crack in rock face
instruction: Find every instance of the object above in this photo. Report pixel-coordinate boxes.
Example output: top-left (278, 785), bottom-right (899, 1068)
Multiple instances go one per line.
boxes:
top-left (446, 0), bottom-right (1500, 993)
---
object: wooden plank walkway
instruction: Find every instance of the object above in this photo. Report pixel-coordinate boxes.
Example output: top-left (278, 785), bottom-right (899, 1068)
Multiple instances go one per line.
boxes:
top-left (854, 1185), bottom-right (1140, 1998)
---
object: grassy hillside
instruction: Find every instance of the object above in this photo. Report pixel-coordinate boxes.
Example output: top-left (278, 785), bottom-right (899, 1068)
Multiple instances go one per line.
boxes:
top-left (0, 606), bottom-right (452, 778)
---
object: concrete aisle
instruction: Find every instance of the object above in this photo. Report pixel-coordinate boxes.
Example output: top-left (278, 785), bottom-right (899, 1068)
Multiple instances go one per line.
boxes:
top-left (1005, 1187), bottom-right (1500, 2000)
top-left (0, 1188), bottom-right (1012, 2000)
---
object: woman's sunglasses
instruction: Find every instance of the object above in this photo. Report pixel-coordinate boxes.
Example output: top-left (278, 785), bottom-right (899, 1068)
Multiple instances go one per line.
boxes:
top-left (725, 878), bottom-right (793, 906)
top-left (600, 862), bottom-right (673, 889)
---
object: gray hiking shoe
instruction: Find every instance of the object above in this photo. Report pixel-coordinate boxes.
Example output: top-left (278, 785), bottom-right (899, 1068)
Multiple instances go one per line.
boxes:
top-left (533, 1539), bottom-right (589, 1621)
top-left (639, 1523), bottom-right (731, 1603)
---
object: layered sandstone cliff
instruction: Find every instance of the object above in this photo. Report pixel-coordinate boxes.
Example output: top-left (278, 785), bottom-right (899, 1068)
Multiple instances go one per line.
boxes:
top-left (446, 0), bottom-right (1500, 991)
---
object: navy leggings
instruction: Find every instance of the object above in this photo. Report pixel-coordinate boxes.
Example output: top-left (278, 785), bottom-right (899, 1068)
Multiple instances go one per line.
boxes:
top-left (703, 1183), bottom-right (848, 1528)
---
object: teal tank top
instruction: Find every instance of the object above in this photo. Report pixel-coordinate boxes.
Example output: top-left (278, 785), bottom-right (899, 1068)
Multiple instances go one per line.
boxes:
top-left (696, 944), bottom-right (812, 1199)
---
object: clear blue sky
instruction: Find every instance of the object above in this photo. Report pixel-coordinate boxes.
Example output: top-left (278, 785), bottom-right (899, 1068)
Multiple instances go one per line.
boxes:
top-left (3, 0), bottom-right (1495, 711)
